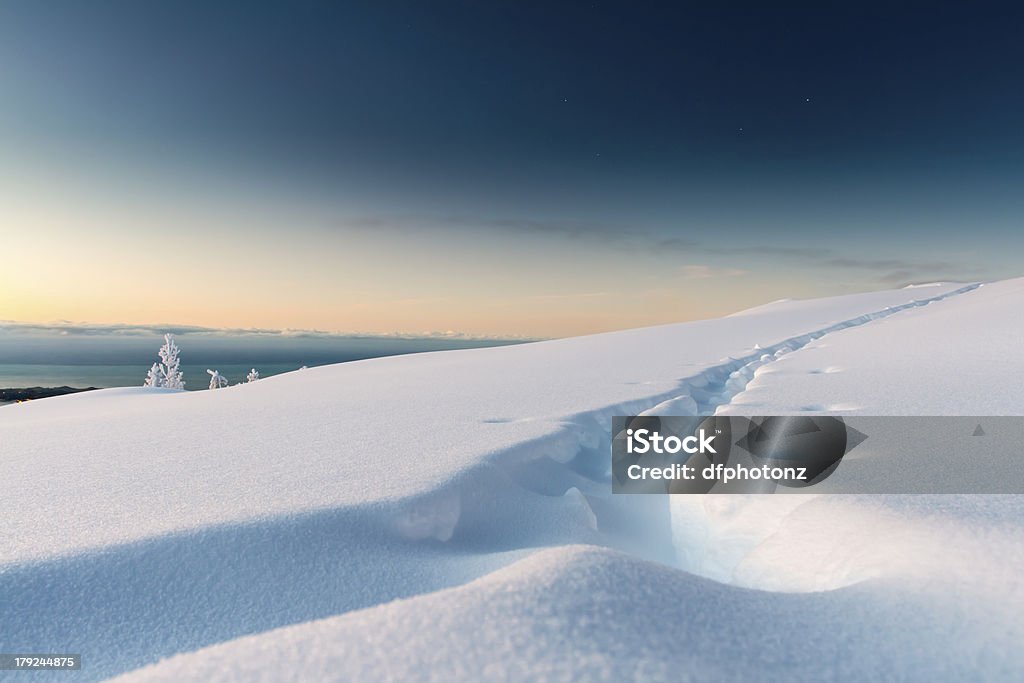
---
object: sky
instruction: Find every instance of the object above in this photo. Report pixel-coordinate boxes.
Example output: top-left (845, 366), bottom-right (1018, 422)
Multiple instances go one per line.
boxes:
top-left (1, 1), bottom-right (1022, 338)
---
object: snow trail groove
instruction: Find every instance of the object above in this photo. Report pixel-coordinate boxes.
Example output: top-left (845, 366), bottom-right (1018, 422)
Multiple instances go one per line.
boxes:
top-left (648, 282), bottom-right (984, 416)
top-left (486, 282), bottom-right (985, 484)
top-left (445, 282), bottom-right (986, 567)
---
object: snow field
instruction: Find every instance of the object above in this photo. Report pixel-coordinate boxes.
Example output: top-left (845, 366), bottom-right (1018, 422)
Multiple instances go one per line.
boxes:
top-left (3, 280), bottom-right (1023, 681)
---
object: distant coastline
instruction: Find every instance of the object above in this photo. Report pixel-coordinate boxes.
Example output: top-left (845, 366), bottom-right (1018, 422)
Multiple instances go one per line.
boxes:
top-left (0, 386), bottom-right (98, 405)
top-left (0, 335), bottom-right (525, 396)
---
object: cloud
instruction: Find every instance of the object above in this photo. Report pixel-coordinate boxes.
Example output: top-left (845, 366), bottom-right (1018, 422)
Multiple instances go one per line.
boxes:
top-left (0, 321), bottom-right (216, 337)
top-left (877, 270), bottom-right (919, 284)
top-left (0, 321), bottom-right (533, 342)
top-left (654, 237), bottom-right (700, 252)
top-left (701, 245), bottom-right (833, 259)
top-left (341, 212), bottom-right (985, 283)
top-left (822, 257), bottom-right (957, 272)
top-left (679, 264), bottom-right (748, 279)
top-left (634, 240), bottom-right (962, 282)
top-left (695, 244), bottom-right (982, 282)
top-left (527, 291), bottom-right (610, 301)
top-left (342, 214), bottom-right (625, 240)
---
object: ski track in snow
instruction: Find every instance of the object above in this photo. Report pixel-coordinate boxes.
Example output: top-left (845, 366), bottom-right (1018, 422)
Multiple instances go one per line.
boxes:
top-left (2, 282), bottom-right (992, 682)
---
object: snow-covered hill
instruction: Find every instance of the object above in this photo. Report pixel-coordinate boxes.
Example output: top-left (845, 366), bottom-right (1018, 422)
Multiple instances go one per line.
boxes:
top-left (2, 279), bottom-right (1023, 681)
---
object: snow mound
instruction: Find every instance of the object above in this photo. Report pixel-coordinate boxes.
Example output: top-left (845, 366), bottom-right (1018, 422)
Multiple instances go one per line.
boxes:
top-left (109, 544), bottom-right (1024, 683)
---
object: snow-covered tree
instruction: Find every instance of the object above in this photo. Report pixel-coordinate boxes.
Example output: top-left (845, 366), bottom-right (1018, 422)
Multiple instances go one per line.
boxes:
top-left (142, 334), bottom-right (185, 389)
top-left (246, 368), bottom-right (260, 383)
top-left (143, 362), bottom-right (163, 387)
top-left (159, 334), bottom-right (185, 389)
top-left (207, 368), bottom-right (228, 390)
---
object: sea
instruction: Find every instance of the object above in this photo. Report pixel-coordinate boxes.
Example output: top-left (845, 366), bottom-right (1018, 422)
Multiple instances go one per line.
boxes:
top-left (0, 333), bottom-right (522, 395)
top-left (0, 363), bottom-right (319, 390)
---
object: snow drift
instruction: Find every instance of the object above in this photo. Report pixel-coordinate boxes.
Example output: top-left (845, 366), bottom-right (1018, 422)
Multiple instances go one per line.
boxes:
top-left (2, 279), bottom-right (1023, 681)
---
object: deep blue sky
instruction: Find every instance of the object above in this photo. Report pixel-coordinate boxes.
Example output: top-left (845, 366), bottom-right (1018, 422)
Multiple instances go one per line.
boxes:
top-left (2, 1), bottom-right (1022, 335)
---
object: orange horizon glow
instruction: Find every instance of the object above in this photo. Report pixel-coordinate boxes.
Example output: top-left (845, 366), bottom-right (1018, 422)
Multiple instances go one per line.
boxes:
top-left (1, 170), bottom-right (819, 339)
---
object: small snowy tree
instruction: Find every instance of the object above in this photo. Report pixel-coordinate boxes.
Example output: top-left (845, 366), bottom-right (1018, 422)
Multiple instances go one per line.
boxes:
top-left (246, 368), bottom-right (260, 383)
top-left (142, 333), bottom-right (185, 389)
top-left (207, 368), bottom-right (228, 390)
top-left (143, 363), bottom-right (163, 387)
top-left (159, 334), bottom-right (185, 390)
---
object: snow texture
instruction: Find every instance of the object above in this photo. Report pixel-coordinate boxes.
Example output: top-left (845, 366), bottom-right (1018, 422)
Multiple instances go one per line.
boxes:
top-left (2, 279), bottom-right (1023, 682)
